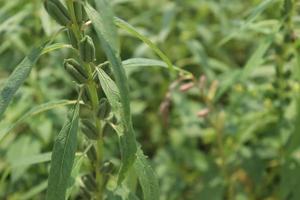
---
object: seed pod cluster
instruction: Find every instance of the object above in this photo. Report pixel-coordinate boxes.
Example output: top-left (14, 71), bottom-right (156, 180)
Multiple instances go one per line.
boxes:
top-left (44, 0), bottom-right (71, 26)
top-left (64, 59), bottom-right (87, 84)
top-left (79, 36), bottom-right (96, 63)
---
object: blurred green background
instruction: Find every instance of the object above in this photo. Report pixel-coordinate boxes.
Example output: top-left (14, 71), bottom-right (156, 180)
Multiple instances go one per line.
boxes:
top-left (1, 0), bottom-right (300, 199)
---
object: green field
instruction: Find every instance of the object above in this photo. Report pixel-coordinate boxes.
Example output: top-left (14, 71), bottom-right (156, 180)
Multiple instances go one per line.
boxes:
top-left (0, 0), bottom-right (300, 199)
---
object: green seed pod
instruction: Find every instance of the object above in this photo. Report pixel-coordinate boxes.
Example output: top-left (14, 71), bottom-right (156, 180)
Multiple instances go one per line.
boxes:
top-left (80, 186), bottom-right (91, 199)
top-left (79, 104), bottom-right (92, 119)
top-left (86, 146), bottom-right (97, 161)
top-left (44, 0), bottom-right (71, 26)
top-left (67, 29), bottom-right (78, 49)
top-left (100, 161), bottom-right (114, 174)
top-left (65, 58), bottom-right (88, 79)
top-left (81, 119), bottom-right (99, 140)
top-left (81, 174), bottom-right (97, 192)
top-left (82, 88), bottom-right (91, 104)
top-left (64, 59), bottom-right (87, 84)
top-left (97, 98), bottom-right (111, 119)
top-left (79, 36), bottom-right (96, 63)
top-left (102, 122), bottom-right (115, 136)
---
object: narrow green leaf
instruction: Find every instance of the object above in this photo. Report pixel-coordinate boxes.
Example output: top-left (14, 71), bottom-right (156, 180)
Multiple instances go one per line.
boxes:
top-left (216, 35), bottom-right (272, 100)
top-left (10, 152), bottom-right (52, 168)
top-left (134, 148), bottom-right (160, 200)
top-left (0, 100), bottom-right (76, 142)
top-left (84, 1), bottom-right (137, 184)
top-left (23, 181), bottom-right (48, 200)
top-left (114, 17), bottom-right (174, 72)
top-left (122, 58), bottom-right (192, 77)
top-left (45, 103), bottom-right (79, 200)
top-left (0, 45), bottom-right (45, 119)
top-left (0, 28), bottom-right (66, 120)
top-left (218, 0), bottom-right (277, 45)
top-left (240, 36), bottom-right (272, 80)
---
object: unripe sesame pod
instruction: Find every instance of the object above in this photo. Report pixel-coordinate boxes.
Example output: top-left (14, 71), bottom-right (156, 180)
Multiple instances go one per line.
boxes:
top-left (100, 161), bottom-right (114, 174)
top-left (97, 98), bottom-right (111, 119)
top-left (81, 174), bottom-right (97, 192)
top-left (86, 146), bottom-right (97, 161)
top-left (64, 59), bottom-right (87, 84)
top-left (81, 119), bottom-right (99, 140)
top-left (67, 29), bottom-right (78, 49)
top-left (44, 0), bottom-right (71, 26)
top-left (80, 187), bottom-right (91, 199)
top-left (82, 88), bottom-right (92, 104)
top-left (79, 36), bottom-right (96, 63)
top-left (65, 59), bottom-right (88, 78)
top-left (102, 122), bottom-right (115, 136)
top-left (79, 104), bottom-right (92, 119)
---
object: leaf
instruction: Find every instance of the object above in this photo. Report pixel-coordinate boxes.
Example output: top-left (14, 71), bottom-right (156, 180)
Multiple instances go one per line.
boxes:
top-left (84, 1), bottom-right (137, 184)
top-left (0, 30), bottom-right (67, 120)
top-left (134, 148), bottom-right (160, 200)
top-left (240, 36), bottom-right (272, 80)
top-left (10, 152), bottom-right (52, 168)
top-left (122, 58), bottom-right (189, 76)
top-left (218, 0), bottom-right (277, 45)
top-left (45, 103), bottom-right (79, 200)
top-left (114, 17), bottom-right (174, 72)
top-left (215, 35), bottom-right (272, 100)
top-left (96, 67), bottom-right (122, 114)
top-left (22, 181), bottom-right (48, 200)
top-left (0, 100), bottom-right (76, 142)
top-left (0, 44), bottom-right (45, 119)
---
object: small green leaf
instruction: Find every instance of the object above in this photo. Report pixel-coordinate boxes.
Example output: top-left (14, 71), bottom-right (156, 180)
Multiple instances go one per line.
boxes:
top-left (96, 67), bottom-right (122, 114)
top-left (45, 103), bottom-right (79, 200)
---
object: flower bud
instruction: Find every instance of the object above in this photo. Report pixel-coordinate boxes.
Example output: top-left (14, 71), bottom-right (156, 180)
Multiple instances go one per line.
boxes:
top-left (44, 0), bottom-right (71, 26)
top-left (79, 36), bottom-right (96, 63)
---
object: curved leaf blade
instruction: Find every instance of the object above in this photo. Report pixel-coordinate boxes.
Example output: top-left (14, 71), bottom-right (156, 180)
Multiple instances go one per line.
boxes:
top-left (0, 45), bottom-right (45, 119)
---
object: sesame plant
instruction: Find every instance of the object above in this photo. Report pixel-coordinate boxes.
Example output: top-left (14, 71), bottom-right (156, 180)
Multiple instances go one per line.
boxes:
top-left (0, 0), bottom-right (189, 199)
top-left (1, 0), bottom-right (300, 199)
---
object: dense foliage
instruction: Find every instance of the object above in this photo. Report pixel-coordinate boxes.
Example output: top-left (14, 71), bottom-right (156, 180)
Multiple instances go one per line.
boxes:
top-left (0, 0), bottom-right (300, 199)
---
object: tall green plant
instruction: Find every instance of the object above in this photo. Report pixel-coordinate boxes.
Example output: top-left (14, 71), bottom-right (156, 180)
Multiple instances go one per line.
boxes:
top-left (0, 0), bottom-right (166, 199)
